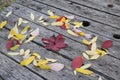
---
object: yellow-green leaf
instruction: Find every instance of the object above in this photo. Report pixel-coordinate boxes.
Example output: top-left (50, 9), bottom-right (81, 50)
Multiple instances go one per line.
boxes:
top-left (0, 21), bottom-right (7, 29)
top-left (73, 22), bottom-right (83, 28)
top-left (8, 52), bottom-right (20, 56)
top-left (20, 56), bottom-right (35, 66)
top-left (49, 15), bottom-right (59, 19)
top-left (32, 53), bottom-right (41, 59)
top-left (82, 39), bottom-right (90, 45)
top-left (20, 26), bottom-right (30, 34)
top-left (76, 68), bottom-right (93, 75)
top-left (10, 45), bottom-right (20, 51)
top-left (38, 64), bottom-right (51, 70)
top-left (67, 30), bottom-right (79, 36)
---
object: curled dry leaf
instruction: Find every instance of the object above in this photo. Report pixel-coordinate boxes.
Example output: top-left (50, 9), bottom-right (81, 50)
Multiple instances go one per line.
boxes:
top-left (5, 11), bottom-right (12, 17)
top-left (71, 56), bottom-right (84, 70)
top-left (49, 63), bottom-right (64, 71)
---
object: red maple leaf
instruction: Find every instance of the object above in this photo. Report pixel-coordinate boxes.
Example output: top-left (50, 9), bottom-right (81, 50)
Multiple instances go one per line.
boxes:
top-left (41, 34), bottom-right (68, 51)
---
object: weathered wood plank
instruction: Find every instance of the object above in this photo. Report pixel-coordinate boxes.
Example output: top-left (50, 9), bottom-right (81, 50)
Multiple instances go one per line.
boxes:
top-left (0, 31), bottom-right (101, 80)
top-left (13, 1), bottom-right (120, 43)
top-left (65, 0), bottom-right (120, 17)
top-left (2, 3), bottom-right (120, 61)
top-left (0, 12), bottom-right (119, 80)
top-left (0, 53), bottom-right (44, 80)
top-left (34, 0), bottom-right (120, 29)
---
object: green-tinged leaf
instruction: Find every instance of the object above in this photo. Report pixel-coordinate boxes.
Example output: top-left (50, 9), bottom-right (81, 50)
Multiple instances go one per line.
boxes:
top-left (73, 22), bottom-right (83, 28)
top-left (8, 52), bottom-right (20, 56)
top-left (10, 45), bottom-right (20, 51)
top-left (18, 18), bottom-right (23, 26)
top-left (81, 64), bottom-right (91, 69)
top-left (30, 13), bottom-right (35, 20)
top-left (67, 30), bottom-right (79, 36)
top-left (5, 11), bottom-right (12, 17)
top-left (20, 26), bottom-right (30, 34)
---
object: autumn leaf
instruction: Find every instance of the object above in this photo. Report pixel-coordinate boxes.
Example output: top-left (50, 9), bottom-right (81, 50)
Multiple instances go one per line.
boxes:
top-left (49, 63), bottom-right (64, 71)
top-left (71, 56), bottom-right (84, 70)
top-left (30, 13), bottom-right (35, 20)
top-left (0, 21), bottom-right (7, 29)
top-left (41, 34), bottom-right (68, 51)
top-left (75, 68), bottom-right (93, 75)
top-left (67, 30), bottom-right (79, 36)
top-left (5, 11), bottom-right (12, 17)
top-left (102, 40), bottom-right (112, 49)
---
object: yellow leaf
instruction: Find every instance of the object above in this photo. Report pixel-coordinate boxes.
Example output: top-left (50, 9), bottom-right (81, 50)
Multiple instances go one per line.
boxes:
top-left (60, 17), bottom-right (66, 22)
top-left (13, 33), bottom-right (26, 40)
top-left (96, 49), bottom-right (106, 56)
top-left (90, 55), bottom-right (100, 60)
top-left (51, 22), bottom-right (63, 26)
top-left (82, 39), bottom-right (90, 45)
top-left (22, 20), bottom-right (28, 23)
top-left (48, 10), bottom-right (54, 16)
top-left (81, 63), bottom-right (91, 69)
top-left (32, 53), bottom-right (41, 59)
top-left (49, 15), bottom-right (59, 19)
top-left (82, 53), bottom-right (89, 60)
top-left (10, 45), bottom-right (20, 51)
top-left (20, 56), bottom-right (35, 66)
top-left (20, 26), bottom-right (30, 34)
top-left (89, 36), bottom-right (98, 44)
top-left (77, 32), bottom-right (85, 36)
top-left (45, 58), bottom-right (57, 62)
top-left (37, 59), bottom-right (49, 65)
top-left (18, 18), bottom-right (23, 26)
top-left (30, 13), bottom-right (35, 20)
top-left (65, 23), bottom-right (70, 30)
top-left (73, 22), bottom-right (83, 28)
top-left (67, 30), bottom-right (79, 36)
top-left (38, 64), bottom-right (51, 70)
top-left (0, 21), bottom-right (7, 29)
top-left (76, 68), bottom-right (93, 75)
top-left (5, 11), bottom-right (12, 17)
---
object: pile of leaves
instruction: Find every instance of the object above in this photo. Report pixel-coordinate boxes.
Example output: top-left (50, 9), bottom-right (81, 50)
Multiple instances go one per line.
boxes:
top-left (0, 10), bottom-right (114, 80)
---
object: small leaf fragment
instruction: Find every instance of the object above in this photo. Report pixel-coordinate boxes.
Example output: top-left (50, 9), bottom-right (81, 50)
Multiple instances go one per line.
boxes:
top-left (30, 13), bottom-right (35, 20)
top-left (82, 53), bottom-right (89, 60)
top-left (18, 18), bottom-right (23, 26)
top-left (51, 22), bottom-right (63, 26)
top-left (20, 26), bottom-right (30, 34)
top-left (10, 45), bottom-right (20, 51)
top-left (5, 11), bottom-right (12, 17)
top-left (102, 40), bottom-right (112, 49)
top-left (0, 21), bottom-right (7, 29)
top-left (48, 10), bottom-right (54, 16)
top-left (81, 63), bottom-right (91, 69)
top-left (45, 58), bottom-right (57, 62)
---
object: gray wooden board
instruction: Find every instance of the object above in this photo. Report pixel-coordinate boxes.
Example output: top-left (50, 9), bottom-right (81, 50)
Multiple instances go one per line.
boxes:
top-left (33, 0), bottom-right (120, 29)
top-left (0, 53), bottom-right (44, 80)
top-left (0, 31), bottom-right (102, 80)
top-left (2, 3), bottom-right (120, 60)
top-left (65, 0), bottom-right (120, 17)
top-left (0, 11), bottom-right (120, 80)
top-left (15, 1), bottom-right (120, 43)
